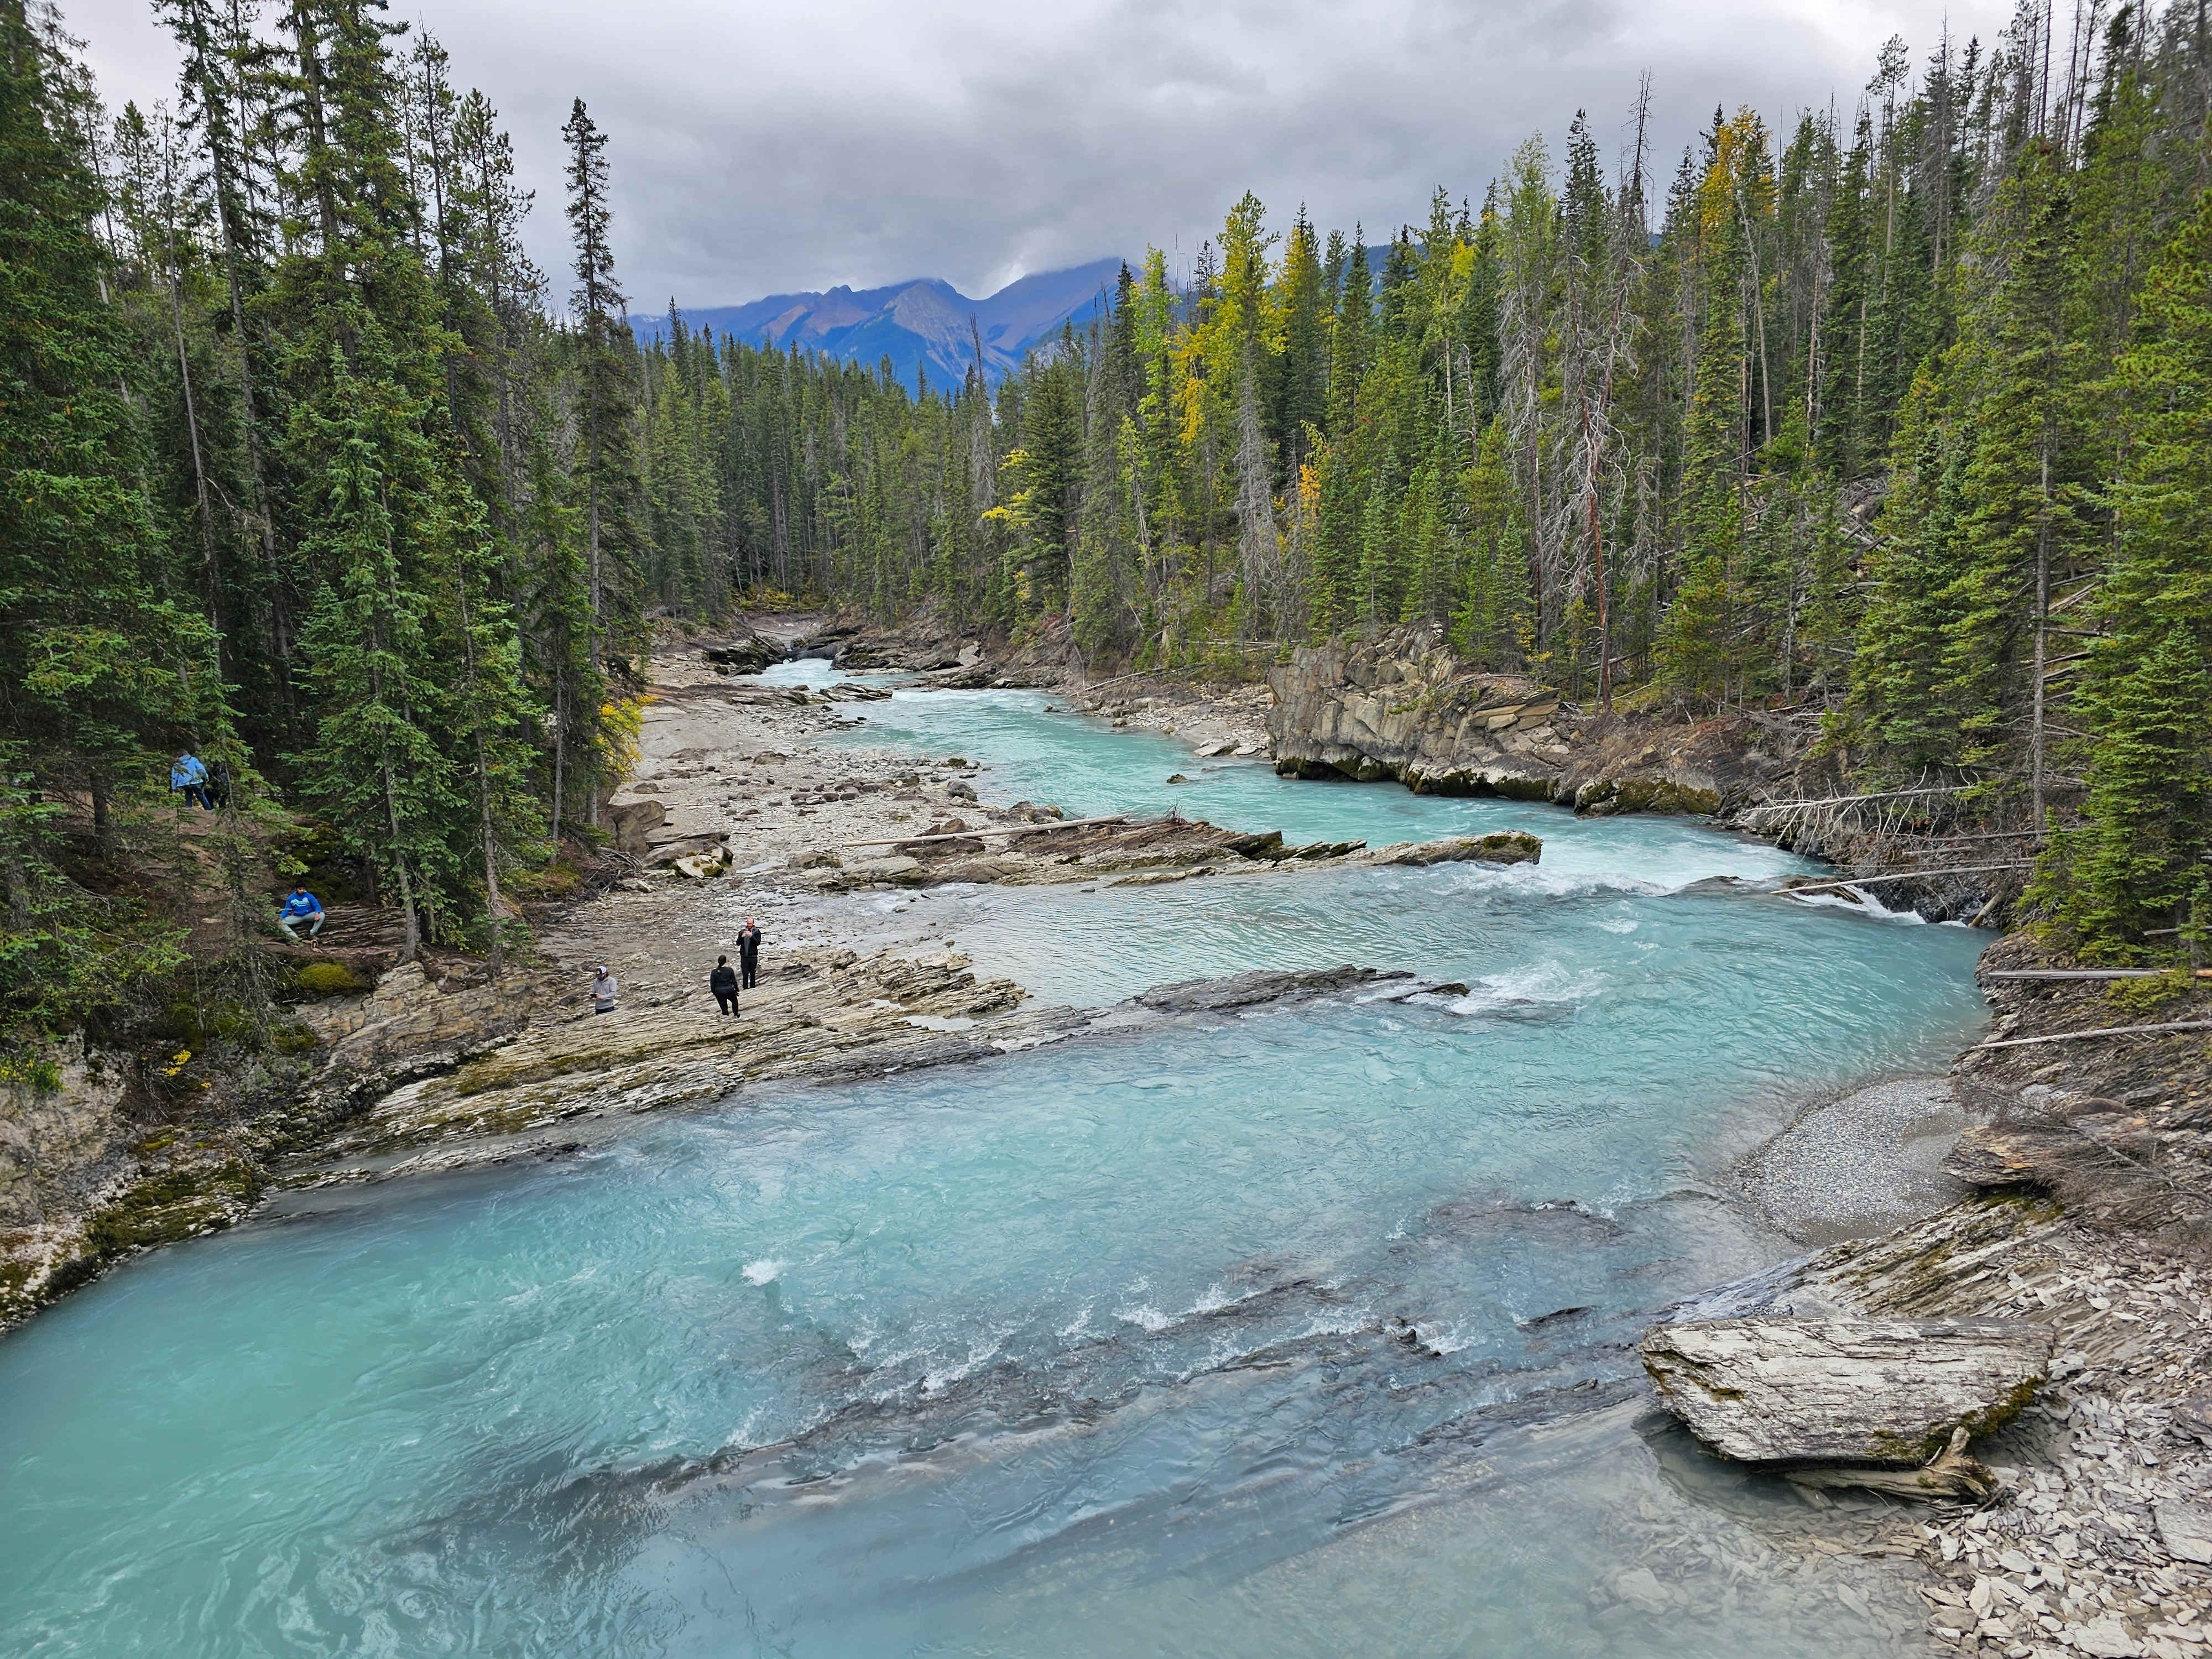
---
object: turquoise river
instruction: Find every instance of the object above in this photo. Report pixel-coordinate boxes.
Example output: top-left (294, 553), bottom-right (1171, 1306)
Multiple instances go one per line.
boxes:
top-left (0, 664), bottom-right (1993, 1656)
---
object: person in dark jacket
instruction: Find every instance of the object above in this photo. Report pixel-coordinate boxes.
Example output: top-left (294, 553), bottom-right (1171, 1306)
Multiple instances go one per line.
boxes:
top-left (709, 954), bottom-right (739, 1016)
top-left (737, 920), bottom-right (763, 988)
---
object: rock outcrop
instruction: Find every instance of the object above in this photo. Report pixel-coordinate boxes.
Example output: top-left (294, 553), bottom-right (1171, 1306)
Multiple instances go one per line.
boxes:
top-left (294, 960), bottom-right (541, 1078)
top-left (1135, 965), bottom-right (1402, 1013)
top-left (1267, 624), bottom-right (1795, 816)
top-left (1368, 831), bottom-right (1542, 867)
top-left (1641, 1314), bottom-right (2052, 1464)
top-left (0, 1039), bottom-right (131, 1230)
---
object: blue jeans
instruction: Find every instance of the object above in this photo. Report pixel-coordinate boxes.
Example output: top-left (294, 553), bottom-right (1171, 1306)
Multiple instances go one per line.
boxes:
top-left (179, 785), bottom-right (211, 810)
top-left (278, 912), bottom-right (324, 939)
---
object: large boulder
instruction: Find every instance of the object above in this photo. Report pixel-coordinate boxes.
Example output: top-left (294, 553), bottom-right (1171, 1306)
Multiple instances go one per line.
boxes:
top-left (604, 796), bottom-right (667, 855)
top-left (701, 639), bottom-right (777, 674)
top-left (1640, 1315), bottom-right (2051, 1464)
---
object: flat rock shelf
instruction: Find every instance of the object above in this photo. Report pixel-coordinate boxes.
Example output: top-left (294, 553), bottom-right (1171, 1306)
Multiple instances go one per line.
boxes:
top-left (1641, 1314), bottom-right (2054, 1464)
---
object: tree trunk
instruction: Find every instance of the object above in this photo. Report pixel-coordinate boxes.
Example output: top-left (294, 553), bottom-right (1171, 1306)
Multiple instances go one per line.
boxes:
top-left (165, 223), bottom-right (223, 644)
top-left (380, 750), bottom-right (421, 963)
top-left (453, 553), bottom-right (504, 975)
top-left (2031, 443), bottom-right (2052, 827)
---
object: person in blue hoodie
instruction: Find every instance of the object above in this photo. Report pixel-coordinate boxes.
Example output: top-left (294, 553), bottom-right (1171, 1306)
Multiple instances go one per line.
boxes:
top-left (276, 884), bottom-right (325, 940)
top-left (171, 752), bottom-right (212, 810)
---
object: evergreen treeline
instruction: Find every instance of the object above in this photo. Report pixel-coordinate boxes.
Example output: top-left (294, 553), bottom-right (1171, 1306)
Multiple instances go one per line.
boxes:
top-left (3, 0), bottom-right (669, 1056)
top-left (5, 0), bottom-right (2211, 1072)
top-left (648, 2), bottom-right (2209, 963)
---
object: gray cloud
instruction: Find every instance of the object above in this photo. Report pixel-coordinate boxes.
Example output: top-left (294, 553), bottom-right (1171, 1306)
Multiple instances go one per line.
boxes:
top-left (71, 0), bottom-right (2010, 308)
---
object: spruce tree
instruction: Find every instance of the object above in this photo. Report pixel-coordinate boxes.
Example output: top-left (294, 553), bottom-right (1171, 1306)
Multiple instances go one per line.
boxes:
top-left (0, 0), bottom-right (207, 1056)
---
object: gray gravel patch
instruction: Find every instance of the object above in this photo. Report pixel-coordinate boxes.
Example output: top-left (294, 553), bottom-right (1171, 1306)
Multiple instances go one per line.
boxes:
top-left (1738, 1076), bottom-right (1985, 1246)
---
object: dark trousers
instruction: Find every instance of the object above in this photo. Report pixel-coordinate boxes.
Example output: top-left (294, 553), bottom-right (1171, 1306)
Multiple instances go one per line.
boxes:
top-left (740, 959), bottom-right (758, 988)
top-left (714, 991), bottom-right (738, 1016)
top-left (179, 785), bottom-right (211, 810)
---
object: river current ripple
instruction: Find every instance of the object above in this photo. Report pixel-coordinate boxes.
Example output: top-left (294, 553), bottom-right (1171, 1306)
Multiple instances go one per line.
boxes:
top-left (0, 670), bottom-right (1990, 1656)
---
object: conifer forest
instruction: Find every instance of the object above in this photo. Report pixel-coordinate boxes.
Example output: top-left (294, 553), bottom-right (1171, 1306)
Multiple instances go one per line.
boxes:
top-left (7, 0), bottom-right (2212, 1069)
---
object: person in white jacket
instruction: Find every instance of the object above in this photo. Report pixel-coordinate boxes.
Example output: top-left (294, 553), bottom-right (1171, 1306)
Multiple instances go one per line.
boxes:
top-left (591, 965), bottom-right (618, 1014)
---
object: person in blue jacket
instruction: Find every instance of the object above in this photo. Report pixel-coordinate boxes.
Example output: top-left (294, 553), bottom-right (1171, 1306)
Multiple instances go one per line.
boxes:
top-left (171, 752), bottom-right (212, 810)
top-left (277, 884), bottom-right (326, 940)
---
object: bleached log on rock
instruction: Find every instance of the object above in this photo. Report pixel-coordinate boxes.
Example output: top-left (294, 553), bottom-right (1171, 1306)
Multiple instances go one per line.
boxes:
top-left (1785, 1426), bottom-right (2000, 1502)
top-left (1640, 1316), bottom-right (2052, 1464)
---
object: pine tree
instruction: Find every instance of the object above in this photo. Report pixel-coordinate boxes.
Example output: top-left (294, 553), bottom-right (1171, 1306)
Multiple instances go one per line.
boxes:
top-left (561, 97), bottom-right (644, 825)
top-left (2042, 625), bottom-right (2211, 954)
top-left (2040, 184), bottom-right (2212, 955)
top-left (291, 355), bottom-right (460, 959)
top-left (0, 0), bottom-right (207, 1056)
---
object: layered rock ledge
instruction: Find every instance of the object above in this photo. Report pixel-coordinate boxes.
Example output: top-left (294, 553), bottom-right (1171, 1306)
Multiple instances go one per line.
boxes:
top-left (1267, 624), bottom-right (1794, 816)
top-left (1642, 1315), bottom-right (2051, 1467)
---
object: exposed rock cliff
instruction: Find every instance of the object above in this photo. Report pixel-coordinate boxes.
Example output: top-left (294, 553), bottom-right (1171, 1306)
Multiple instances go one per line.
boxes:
top-left (1267, 624), bottom-right (1798, 816)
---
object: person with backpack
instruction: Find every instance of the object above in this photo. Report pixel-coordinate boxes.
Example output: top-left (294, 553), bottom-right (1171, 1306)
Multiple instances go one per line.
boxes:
top-left (709, 955), bottom-right (740, 1016)
top-left (170, 752), bottom-right (212, 810)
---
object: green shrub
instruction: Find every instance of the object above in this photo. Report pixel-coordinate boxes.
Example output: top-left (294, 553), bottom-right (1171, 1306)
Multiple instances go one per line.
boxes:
top-left (269, 1021), bottom-right (320, 1055)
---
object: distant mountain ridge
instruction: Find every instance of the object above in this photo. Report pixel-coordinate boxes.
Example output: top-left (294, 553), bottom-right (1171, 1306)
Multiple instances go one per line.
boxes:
top-left (629, 257), bottom-right (1126, 389)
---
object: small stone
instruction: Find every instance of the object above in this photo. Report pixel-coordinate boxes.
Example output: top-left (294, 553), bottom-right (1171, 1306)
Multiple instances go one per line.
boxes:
top-left (2076, 1615), bottom-right (2147, 1657)
top-left (1613, 1567), bottom-right (1670, 1614)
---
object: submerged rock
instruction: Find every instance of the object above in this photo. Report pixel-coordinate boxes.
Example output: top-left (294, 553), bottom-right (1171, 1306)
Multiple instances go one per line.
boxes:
top-left (1134, 965), bottom-right (1404, 1013)
top-left (1640, 1314), bottom-right (2052, 1464)
top-left (1367, 831), bottom-right (1541, 868)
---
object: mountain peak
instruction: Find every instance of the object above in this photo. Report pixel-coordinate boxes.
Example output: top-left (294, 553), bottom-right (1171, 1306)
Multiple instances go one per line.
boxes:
top-left (630, 258), bottom-right (1125, 388)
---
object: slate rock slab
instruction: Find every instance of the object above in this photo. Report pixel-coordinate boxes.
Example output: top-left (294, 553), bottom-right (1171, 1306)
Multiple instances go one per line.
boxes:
top-left (1640, 1316), bottom-right (2052, 1464)
top-left (2156, 1500), bottom-right (2212, 1565)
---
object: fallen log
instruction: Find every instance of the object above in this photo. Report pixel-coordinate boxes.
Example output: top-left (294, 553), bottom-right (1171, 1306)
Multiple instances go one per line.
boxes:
top-left (1986, 968), bottom-right (2212, 980)
top-left (1781, 862), bottom-right (2038, 895)
top-left (1968, 1019), bottom-right (2212, 1051)
top-left (1786, 1426), bottom-right (2001, 1503)
top-left (1743, 786), bottom-right (1976, 813)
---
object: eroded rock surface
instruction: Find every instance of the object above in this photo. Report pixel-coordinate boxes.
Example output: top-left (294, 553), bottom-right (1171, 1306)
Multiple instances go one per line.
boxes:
top-left (1641, 1315), bottom-right (2052, 1464)
top-left (1267, 623), bottom-right (1794, 815)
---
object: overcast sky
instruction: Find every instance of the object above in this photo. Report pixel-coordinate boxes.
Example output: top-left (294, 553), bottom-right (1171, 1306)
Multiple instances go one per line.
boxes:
top-left (68, 0), bottom-right (2012, 310)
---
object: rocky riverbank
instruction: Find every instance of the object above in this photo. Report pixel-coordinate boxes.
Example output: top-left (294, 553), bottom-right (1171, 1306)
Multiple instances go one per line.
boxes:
top-left (0, 623), bottom-right (1537, 1327)
top-left (1650, 921), bottom-right (2212, 1658)
top-left (1265, 622), bottom-right (1797, 816)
